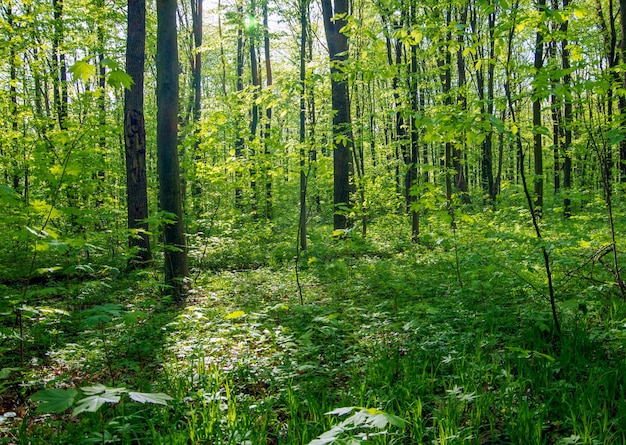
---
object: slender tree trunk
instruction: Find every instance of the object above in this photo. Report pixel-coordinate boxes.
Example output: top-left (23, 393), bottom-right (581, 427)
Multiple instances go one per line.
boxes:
top-left (321, 0), bottom-right (353, 231)
top-left (190, 0), bottom-right (203, 204)
top-left (7, 5), bottom-right (20, 192)
top-left (438, 9), bottom-right (453, 211)
top-left (218, 0), bottom-right (227, 96)
top-left (409, 30), bottom-right (419, 240)
top-left (474, 3), bottom-right (496, 202)
top-left (549, 34), bottom-right (561, 196)
top-left (532, 0), bottom-right (545, 216)
top-left (263, 0), bottom-right (273, 218)
top-left (562, 0), bottom-right (573, 216)
top-left (620, 0), bottom-right (626, 181)
top-left (94, 0), bottom-right (107, 213)
top-left (52, 0), bottom-right (67, 131)
top-left (486, 7), bottom-right (496, 200)
top-left (249, 0), bottom-right (260, 217)
top-left (234, 1), bottom-right (245, 207)
top-left (595, 0), bottom-right (616, 190)
top-left (124, 0), bottom-right (152, 267)
top-left (157, 0), bottom-right (189, 298)
top-left (455, 5), bottom-right (470, 203)
top-left (299, 0), bottom-right (308, 250)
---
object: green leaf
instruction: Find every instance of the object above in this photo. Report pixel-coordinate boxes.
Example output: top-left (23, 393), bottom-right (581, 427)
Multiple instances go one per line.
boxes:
top-left (82, 314), bottom-right (112, 326)
top-left (73, 394), bottom-right (120, 415)
top-left (0, 368), bottom-right (19, 379)
top-left (225, 310), bottom-right (246, 319)
top-left (108, 69), bottom-right (133, 89)
top-left (31, 388), bottom-right (78, 414)
top-left (101, 58), bottom-right (120, 70)
top-left (69, 60), bottom-right (96, 82)
top-left (128, 391), bottom-right (173, 405)
top-left (73, 386), bottom-right (125, 416)
top-left (326, 406), bottom-right (354, 416)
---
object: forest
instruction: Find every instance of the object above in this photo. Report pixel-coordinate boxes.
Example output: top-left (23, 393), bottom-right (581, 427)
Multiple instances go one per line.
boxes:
top-left (1, 0), bottom-right (626, 442)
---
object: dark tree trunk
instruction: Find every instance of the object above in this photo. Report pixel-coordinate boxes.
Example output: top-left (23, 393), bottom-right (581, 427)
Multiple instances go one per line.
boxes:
top-left (157, 0), bottom-right (189, 298)
top-left (124, 0), bottom-right (152, 267)
top-left (321, 0), bottom-right (353, 231)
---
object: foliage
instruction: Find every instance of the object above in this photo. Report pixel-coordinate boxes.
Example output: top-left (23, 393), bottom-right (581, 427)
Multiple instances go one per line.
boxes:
top-left (1, 208), bottom-right (626, 443)
top-left (2, 0), bottom-right (626, 442)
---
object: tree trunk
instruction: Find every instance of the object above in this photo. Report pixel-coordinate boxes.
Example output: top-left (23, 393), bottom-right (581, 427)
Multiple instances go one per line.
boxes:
top-left (562, 0), bottom-right (573, 216)
top-left (299, 0), bottom-right (308, 250)
top-left (438, 9), bottom-right (453, 211)
top-left (249, 0), bottom-right (260, 217)
top-left (263, 0), bottom-right (273, 219)
top-left (124, 0), bottom-right (152, 267)
top-left (620, 0), bottom-right (626, 181)
top-left (455, 5), bottom-right (470, 204)
top-left (157, 0), bottom-right (189, 298)
top-left (321, 0), bottom-right (353, 231)
top-left (190, 0), bottom-right (203, 205)
top-left (532, 0), bottom-right (545, 216)
top-left (52, 0), bottom-right (68, 130)
top-left (234, 1), bottom-right (245, 207)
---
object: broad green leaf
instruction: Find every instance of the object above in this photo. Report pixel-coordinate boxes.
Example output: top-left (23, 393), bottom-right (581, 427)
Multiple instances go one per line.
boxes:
top-left (108, 70), bottom-right (133, 89)
top-left (0, 368), bottom-right (19, 379)
top-left (81, 384), bottom-right (114, 395)
top-left (31, 388), bottom-right (78, 414)
top-left (101, 58), bottom-right (120, 70)
top-left (225, 310), bottom-right (246, 319)
top-left (69, 60), bottom-right (96, 82)
top-left (128, 391), bottom-right (173, 405)
top-left (82, 314), bottom-right (112, 326)
top-left (326, 406), bottom-right (354, 416)
top-left (73, 386), bottom-right (125, 416)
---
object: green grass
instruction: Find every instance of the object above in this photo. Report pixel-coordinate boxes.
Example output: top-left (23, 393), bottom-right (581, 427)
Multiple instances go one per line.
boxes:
top-left (2, 205), bottom-right (626, 444)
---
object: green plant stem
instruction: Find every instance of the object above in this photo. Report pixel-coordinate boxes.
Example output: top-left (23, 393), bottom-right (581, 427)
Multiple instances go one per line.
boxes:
top-left (504, 21), bottom-right (560, 336)
top-left (295, 153), bottom-right (313, 305)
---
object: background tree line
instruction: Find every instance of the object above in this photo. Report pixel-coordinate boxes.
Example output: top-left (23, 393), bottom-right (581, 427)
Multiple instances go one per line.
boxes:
top-left (1, 0), bottom-right (626, 294)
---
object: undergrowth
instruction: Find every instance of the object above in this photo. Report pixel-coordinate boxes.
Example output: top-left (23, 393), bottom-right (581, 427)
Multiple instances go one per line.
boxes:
top-left (1, 205), bottom-right (626, 444)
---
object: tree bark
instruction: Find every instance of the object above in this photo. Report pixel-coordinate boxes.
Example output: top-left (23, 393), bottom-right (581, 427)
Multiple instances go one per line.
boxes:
top-left (157, 0), bottom-right (189, 298)
top-left (532, 0), bottom-right (545, 216)
top-left (562, 0), bottom-right (573, 216)
top-left (124, 0), bottom-right (152, 267)
top-left (321, 0), bottom-right (353, 231)
top-left (263, 0), bottom-right (273, 218)
top-left (455, 5), bottom-right (470, 204)
top-left (299, 0), bottom-right (308, 250)
top-left (234, 1), bottom-right (245, 207)
top-left (52, 0), bottom-right (68, 130)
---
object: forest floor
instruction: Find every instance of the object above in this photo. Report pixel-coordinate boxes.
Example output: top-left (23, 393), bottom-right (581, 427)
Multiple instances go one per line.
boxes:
top-left (1, 204), bottom-right (626, 444)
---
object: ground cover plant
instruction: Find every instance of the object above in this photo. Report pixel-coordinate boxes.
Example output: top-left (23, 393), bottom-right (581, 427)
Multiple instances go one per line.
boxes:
top-left (2, 197), bottom-right (626, 444)
top-left (5, 0), bottom-right (626, 442)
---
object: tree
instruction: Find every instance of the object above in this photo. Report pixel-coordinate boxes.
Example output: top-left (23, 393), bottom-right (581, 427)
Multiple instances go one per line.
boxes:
top-left (532, 0), bottom-right (545, 216)
top-left (124, 0), bottom-right (152, 267)
top-left (321, 0), bottom-right (354, 231)
top-left (299, 0), bottom-right (310, 250)
top-left (157, 0), bottom-right (189, 298)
